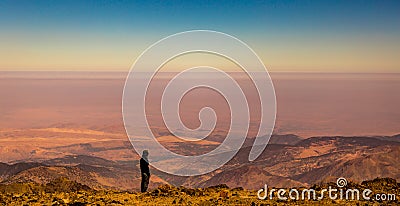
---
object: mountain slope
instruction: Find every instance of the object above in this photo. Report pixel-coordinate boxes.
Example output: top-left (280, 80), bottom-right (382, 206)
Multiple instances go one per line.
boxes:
top-left (1, 135), bottom-right (399, 190)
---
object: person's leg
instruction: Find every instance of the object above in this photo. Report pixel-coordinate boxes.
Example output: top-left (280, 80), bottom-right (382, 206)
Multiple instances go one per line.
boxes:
top-left (143, 173), bottom-right (149, 192)
top-left (141, 173), bottom-right (146, 192)
top-left (141, 173), bottom-right (149, 192)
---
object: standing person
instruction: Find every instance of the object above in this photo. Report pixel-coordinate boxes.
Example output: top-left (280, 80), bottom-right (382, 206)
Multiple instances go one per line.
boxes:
top-left (140, 150), bottom-right (150, 192)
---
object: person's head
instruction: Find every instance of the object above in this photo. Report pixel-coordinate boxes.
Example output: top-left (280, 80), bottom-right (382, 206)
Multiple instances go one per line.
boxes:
top-left (142, 150), bottom-right (149, 158)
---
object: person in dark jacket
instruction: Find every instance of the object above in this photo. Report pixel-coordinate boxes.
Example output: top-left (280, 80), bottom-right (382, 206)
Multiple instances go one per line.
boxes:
top-left (140, 150), bottom-right (150, 192)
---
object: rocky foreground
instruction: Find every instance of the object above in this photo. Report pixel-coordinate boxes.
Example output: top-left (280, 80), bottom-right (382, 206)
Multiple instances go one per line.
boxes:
top-left (0, 177), bottom-right (398, 205)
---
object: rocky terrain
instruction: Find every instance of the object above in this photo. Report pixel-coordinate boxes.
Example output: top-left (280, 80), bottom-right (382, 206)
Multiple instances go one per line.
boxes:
top-left (0, 177), bottom-right (398, 205)
top-left (1, 132), bottom-right (399, 191)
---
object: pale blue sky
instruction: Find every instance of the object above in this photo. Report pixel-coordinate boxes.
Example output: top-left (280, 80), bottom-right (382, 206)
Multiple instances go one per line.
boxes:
top-left (0, 0), bottom-right (399, 72)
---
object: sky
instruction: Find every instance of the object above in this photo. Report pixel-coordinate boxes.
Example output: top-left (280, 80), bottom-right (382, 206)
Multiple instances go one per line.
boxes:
top-left (0, 0), bottom-right (399, 72)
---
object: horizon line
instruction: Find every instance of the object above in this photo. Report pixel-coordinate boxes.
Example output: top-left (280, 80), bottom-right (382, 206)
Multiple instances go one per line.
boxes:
top-left (1, 70), bottom-right (400, 74)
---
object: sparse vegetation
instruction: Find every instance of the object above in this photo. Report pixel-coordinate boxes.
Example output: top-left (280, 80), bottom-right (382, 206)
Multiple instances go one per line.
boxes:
top-left (0, 177), bottom-right (398, 205)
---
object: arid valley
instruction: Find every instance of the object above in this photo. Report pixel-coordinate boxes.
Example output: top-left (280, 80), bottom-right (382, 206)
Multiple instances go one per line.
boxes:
top-left (0, 72), bottom-right (399, 205)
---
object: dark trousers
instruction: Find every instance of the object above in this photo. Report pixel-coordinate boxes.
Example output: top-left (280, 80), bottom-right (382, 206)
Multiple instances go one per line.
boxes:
top-left (141, 173), bottom-right (150, 192)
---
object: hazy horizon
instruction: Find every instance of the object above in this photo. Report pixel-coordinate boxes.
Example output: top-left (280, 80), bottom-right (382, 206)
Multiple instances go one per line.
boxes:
top-left (1, 71), bottom-right (399, 138)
